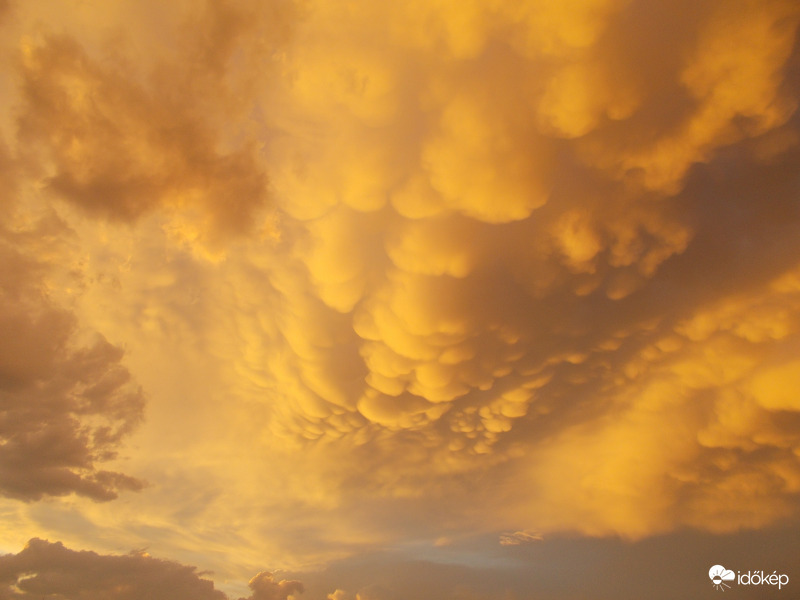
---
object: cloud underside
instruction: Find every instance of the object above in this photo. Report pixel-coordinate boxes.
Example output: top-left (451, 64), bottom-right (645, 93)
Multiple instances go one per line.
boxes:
top-left (0, 0), bottom-right (798, 562)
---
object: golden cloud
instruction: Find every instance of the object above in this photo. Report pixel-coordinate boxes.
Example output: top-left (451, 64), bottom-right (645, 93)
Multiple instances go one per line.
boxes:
top-left (0, 209), bottom-right (144, 502)
top-left (0, 0), bottom-right (799, 584)
top-left (0, 538), bottom-right (227, 599)
top-left (231, 0), bottom-right (800, 542)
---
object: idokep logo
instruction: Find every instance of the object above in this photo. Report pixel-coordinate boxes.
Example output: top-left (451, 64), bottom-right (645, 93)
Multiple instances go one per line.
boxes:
top-left (709, 564), bottom-right (790, 592)
top-left (709, 565), bottom-right (735, 591)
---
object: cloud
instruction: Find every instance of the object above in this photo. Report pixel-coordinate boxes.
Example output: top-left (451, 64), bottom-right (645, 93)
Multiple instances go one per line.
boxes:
top-left (0, 210), bottom-right (145, 502)
top-left (1, 0), bottom-right (799, 584)
top-left (0, 538), bottom-right (227, 600)
top-left (217, 0), bottom-right (800, 544)
top-left (499, 531), bottom-right (543, 546)
top-left (326, 586), bottom-right (394, 600)
top-left (239, 571), bottom-right (304, 600)
top-left (8, 0), bottom-right (778, 562)
top-left (11, 0), bottom-right (294, 249)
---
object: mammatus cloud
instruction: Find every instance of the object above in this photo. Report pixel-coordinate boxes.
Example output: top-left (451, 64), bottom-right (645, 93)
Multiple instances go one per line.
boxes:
top-left (220, 0), bottom-right (800, 541)
top-left (0, 0), bottom-right (799, 589)
top-left (0, 539), bottom-right (310, 600)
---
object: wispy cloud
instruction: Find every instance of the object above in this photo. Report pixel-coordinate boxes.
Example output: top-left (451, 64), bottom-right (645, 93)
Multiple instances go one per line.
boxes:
top-left (499, 531), bottom-right (543, 546)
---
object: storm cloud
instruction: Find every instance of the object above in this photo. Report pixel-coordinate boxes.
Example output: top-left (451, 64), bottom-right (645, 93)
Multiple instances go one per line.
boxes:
top-left (0, 0), bottom-right (798, 597)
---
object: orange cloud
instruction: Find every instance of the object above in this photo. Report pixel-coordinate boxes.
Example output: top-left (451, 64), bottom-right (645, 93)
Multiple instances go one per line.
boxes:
top-left (0, 0), bottom-right (799, 590)
top-left (228, 0), bottom-right (800, 544)
top-left (241, 572), bottom-right (304, 600)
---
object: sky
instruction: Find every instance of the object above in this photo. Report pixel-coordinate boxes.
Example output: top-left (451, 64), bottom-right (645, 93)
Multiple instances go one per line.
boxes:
top-left (0, 0), bottom-right (799, 598)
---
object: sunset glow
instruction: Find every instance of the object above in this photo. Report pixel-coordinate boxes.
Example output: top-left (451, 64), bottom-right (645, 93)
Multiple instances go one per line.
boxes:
top-left (1, 1), bottom-right (799, 598)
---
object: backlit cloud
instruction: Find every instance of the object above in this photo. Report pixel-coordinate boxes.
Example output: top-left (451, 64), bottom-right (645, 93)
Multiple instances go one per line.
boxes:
top-left (241, 571), bottom-right (304, 600)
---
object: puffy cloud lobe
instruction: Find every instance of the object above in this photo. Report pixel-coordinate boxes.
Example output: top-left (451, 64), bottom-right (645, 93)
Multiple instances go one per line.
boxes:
top-left (240, 571), bottom-right (304, 600)
top-left (1, 0), bottom-right (799, 575)
top-left (512, 242), bottom-right (800, 537)
top-left (323, 586), bottom-right (393, 600)
top-left (258, 0), bottom-right (793, 420)
top-left (235, 0), bottom-right (800, 541)
top-left (0, 538), bottom-right (227, 600)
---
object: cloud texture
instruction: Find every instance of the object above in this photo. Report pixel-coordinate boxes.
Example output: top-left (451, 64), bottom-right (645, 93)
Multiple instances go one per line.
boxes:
top-left (0, 540), bottom-right (309, 600)
top-left (0, 0), bottom-right (799, 595)
top-left (205, 0), bottom-right (800, 541)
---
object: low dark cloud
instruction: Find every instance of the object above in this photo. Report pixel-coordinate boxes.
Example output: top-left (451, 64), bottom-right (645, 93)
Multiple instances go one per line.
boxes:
top-left (287, 524), bottom-right (800, 600)
top-left (11, 0), bottom-right (299, 246)
top-left (0, 539), bottom-right (312, 600)
top-left (0, 538), bottom-right (227, 600)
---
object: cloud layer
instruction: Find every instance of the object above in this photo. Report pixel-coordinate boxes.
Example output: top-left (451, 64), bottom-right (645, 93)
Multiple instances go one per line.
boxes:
top-left (214, 0), bottom-right (800, 541)
top-left (0, 0), bottom-right (798, 595)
